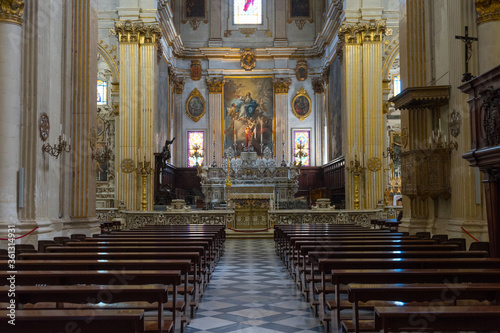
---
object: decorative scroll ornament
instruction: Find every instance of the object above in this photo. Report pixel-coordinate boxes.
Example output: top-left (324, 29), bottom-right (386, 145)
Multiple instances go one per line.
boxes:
top-left (339, 19), bottom-right (386, 44)
top-left (481, 86), bottom-right (500, 147)
top-left (291, 87), bottom-right (312, 121)
top-left (0, 0), bottom-right (24, 24)
top-left (240, 49), bottom-right (256, 71)
top-left (475, 0), bottom-right (500, 24)
top-left (120, 158), bottom-right (136, 173)
top-left (296, 59), bottom-right (308, 81)
top-left (367, 157), bottom-right (382, 172)
top-left (186, 88), bottom-right (206, 122)
top-left (273, 78), bottom-right (291, 94)
top-left (312, 77), bottom-right (325, 94)
top-left (190, 60), bottom-right (202, 81)
top-left (38, 113), bottom-right (50, 142)
top-left (205, 77), bottom-right (224, 94)
top-left (449, 109), bottom-right (461, 138)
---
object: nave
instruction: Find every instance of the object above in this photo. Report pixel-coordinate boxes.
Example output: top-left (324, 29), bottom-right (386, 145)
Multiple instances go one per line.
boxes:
top-left (186, 239), bottom-right (325, 333)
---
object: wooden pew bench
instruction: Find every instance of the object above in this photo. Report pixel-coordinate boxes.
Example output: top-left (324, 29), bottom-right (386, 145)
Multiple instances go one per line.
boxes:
top-left (0, 269), bottom-right (181, 332)
top-left (0, 309), bottom-right (146, 333)
top-left (329, 268), bottom-right (500, 332)
top-left (374, 305), bottom-right (500, 333)
top-left (344, 282), bottom-right (500, 333)
top-left (0, 285), bottom-right (172, 333)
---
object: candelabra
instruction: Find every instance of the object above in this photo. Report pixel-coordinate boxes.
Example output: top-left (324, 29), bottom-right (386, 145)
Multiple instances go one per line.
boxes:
top-left (225, 157), bottom-right (232, 187)
top-left (260, 142), bottom-right (264, 157)
top-left (382, 146), bottom-right (400, 162)
top-left (346, 155), bottom-right (366, 210)
top-left (211, 140), bottom-right (217, 167)
top-left (42, 135), bottom-right (71, 159)
top-left (137, 156), bottom-right (153, 211)
top-left (281, 142), bottom-right (287, 167)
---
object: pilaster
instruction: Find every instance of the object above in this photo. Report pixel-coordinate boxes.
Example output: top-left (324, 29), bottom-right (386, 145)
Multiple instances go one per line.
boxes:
top-left (206, 77), bottom-right (224, 166)
top-left (312, 77), bottom-right (325, 166)
top-left (273, 78), bottom-right (291, 165)
top-left (274, 0), bottom-right (287, 47)
top-left (208, 0), bottom-right (222, 47)
top-left (171, 73), bottom-right (185, 166)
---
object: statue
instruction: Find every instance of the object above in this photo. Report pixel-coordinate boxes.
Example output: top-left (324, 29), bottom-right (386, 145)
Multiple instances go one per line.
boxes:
top-left (160, 137), bottom-right (175, 166)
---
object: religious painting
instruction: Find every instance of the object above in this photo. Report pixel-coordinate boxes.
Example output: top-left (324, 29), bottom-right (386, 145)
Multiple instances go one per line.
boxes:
top-left (186, 88), bottom-right (206, 122)
top-left (223, 77), bottom-right (274, 157)
top-left (296, 59), bottom-right (307, 81)
top-left (292, 87), bottom-right (311, 121)
top-left (240, 49), bottom-right (256, 71)
top-left (290, 0), bottom-right (310, 18)
top-left (185, 0), bottom-right (205, 18)
top-left (190, 60), bottom-right (202, 81)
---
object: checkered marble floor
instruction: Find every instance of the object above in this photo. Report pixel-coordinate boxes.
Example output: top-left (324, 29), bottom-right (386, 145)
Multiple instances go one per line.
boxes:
top-left (185, 239), bottom-right (325, 333)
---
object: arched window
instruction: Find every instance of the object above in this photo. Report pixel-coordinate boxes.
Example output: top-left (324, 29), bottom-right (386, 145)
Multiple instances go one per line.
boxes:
top-left (188, 131), bottom-right (205, 167)
top-left (234, 0), bottom-right (262, 25)
top-left (97, 79), bottom-right (107, 105)
top-left (293, 130), bottom-right (310, 166)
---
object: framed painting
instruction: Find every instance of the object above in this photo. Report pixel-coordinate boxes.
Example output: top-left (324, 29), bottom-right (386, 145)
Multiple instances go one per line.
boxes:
top-left (288, 0), bottom-right (313, 30)
top-left (223, 77), bottom-right (274, 157)
top-left (186, 88), bottom-right (206, 122)
top-left (292, 87), bottom-right (311, 121)
top-left (296, 59), bottom-right (307, 81)
top-left (183, 0), bottom-right (208, 30)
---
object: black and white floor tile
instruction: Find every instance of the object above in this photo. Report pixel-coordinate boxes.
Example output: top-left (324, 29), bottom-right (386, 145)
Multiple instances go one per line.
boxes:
top-left (185, 239), bottom-right (325, 333)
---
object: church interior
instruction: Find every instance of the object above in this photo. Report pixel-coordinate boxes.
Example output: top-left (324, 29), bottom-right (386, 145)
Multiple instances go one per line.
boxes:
top-left (1, 0), bottom-right (500, 332)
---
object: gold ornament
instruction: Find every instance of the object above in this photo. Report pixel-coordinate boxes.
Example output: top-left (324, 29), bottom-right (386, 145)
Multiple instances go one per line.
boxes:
top-left (367, 157), bottom-right (382, 172)
top-left (120, 158), bottom-right (136, 173)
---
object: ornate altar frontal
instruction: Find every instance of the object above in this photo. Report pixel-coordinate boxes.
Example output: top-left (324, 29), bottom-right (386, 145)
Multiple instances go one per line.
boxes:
top-left (197, 148), bottom-right (299, 228)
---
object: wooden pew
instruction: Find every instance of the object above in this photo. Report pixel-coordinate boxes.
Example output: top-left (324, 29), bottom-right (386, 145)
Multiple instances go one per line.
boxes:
top-left (329, 268), bottom-right (500, 332)
top-left (0, 269), bottom-right (181, 332)
top-left (346, 283), bottom-right (500, 333)
top-left (0, 309), bottom-right (146, 333)
top-left (374, 305), bottom-right (500, 333)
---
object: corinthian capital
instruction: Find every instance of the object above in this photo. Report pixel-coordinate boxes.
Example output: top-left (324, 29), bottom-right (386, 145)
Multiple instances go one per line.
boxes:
top-left (206, 77), bottom-right (225, 94)
top-left (476, 0), bottom-right (500, 24)
top-left (0, 0), bottom-right (24, 25)
top-left (110, 20), bottom-right (161, 44)
top-left (273, 78), bottom-right (291, 94)
top-left (339, 19), bottom-right (386, 44)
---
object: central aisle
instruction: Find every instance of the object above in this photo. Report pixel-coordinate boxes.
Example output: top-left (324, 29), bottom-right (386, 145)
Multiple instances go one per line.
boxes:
top-left (186, 238), bottom-right (325, 333)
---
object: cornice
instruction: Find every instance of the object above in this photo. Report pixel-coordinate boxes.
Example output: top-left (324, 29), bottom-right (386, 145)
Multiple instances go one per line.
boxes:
top-left (110, 20), bottom-right (161, 44)
top-left (0, 0), bottom-right (24, 25)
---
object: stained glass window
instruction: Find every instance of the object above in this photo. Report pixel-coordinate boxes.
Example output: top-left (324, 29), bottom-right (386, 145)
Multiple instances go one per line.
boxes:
top-left (97, 79), bottom-right (107, 105)
top-left (294, 130), bottom-right (310, 166)
top-left (234, 0), bottom-right (262, 25)
top-left (393, 75), bottom-right (401, 96)
top-left (188, 131), bottom-right (205, 167)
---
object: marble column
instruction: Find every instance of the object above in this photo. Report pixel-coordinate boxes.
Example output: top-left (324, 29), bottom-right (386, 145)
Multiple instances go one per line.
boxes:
top-left (206, 77), bottom-right (224, 166)
top-left (312, 77), bottom-right (325, 166)
top-left (71, 0), bottom-right (98, 220)
top-left (475, 1), bottom-right (500, 74)
top-left (273, 78), bottom-right (291, 165)
top-left (0, 0), bottom-right (23, 229)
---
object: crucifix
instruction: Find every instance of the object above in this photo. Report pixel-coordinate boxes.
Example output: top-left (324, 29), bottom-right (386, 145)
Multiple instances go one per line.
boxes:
top-left (455, 26), bottom-right (478, 82)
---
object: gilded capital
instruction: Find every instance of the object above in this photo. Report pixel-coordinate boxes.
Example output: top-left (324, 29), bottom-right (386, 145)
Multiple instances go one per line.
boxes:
top-left (172, 76), bottom-right (185, 94)
top-left (0, 0), bottom-right (24, 25)
top-left (206, 77), bottom-right (225, 94)
top-left (273, 78), bottom-right (291, 94)
top-left (475, 0), bottom-right (500, 24)
top-left (339, 19), bottom-right (386, 44)
top-left (312, 77), bottom-right (325, 94)
top-left (110, 20), bottom-right (161, 44)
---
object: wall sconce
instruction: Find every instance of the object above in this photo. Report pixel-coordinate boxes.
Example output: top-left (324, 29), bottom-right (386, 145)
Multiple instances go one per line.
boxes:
top-left (90, 127), bottom-right (113, 164)
top-left (40, 113), bottom-right (71, 159)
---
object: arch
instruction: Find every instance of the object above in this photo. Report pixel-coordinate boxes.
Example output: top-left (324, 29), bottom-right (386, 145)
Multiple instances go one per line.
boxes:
top-left (97, 44), bottom-right (119, 83)
top-left (382, 43), bottom-right (400, 81)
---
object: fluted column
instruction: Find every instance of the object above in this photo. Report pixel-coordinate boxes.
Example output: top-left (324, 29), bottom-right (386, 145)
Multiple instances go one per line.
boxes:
top-left (475, 0), bottom-right (500, 74)
top-left (172, 75), bottom-right (185, 166)
top-left (273, 78), bottom-right (291, 165)
top-left (206, 77), bottom-right (224, 166)
top-left (71, 0), bottom-right (98, 220)
top-left (312, 77), bottom-right (325, 166)
top-left (0, 0), bottom-right (24, 228)
top-left (339, 24), bottom-right (363, 210)
top-left (111, 21), bottom-right (160, 210)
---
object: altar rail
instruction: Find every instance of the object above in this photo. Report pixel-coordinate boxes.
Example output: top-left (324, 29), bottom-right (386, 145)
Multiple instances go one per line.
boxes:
top-left (118, 207), bottom-right (401, 229)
